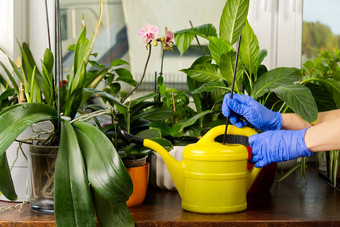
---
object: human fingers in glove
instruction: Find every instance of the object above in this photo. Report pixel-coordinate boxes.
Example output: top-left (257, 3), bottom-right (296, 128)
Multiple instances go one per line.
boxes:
top-left (222, 93), bottom-right (282, 131)
top-left (249, 128), bottom-right (312, 167)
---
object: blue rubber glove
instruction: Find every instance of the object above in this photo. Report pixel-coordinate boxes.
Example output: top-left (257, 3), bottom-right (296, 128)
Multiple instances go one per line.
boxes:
top-left (249, 128), bottom-right (312, 168)
top-left (222, 93), bottom-right (282, 131)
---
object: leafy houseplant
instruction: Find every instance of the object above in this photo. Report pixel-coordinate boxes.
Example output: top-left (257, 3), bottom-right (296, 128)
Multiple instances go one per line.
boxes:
top-left (301, 49), bottom-right (340, 186)
top-left (0, 1), bottom-right (135, 226)
top-left (173, 0), bottom-right (319, 189)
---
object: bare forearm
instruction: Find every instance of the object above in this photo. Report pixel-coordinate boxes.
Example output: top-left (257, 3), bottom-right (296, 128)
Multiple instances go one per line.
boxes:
top-left (305, 117), bottom-right (340, 152)
top-left (281, 109), bottom-right (340, 130)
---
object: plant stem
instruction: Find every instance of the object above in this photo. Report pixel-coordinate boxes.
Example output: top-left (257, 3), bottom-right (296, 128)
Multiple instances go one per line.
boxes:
top-left (122, 43), bottom-right (152, 103)
top-left (189, 20), bottom-right (204, 56)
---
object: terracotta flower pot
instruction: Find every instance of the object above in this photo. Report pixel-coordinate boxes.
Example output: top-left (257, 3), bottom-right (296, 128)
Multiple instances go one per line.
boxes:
top-left (126, 162), bottom-right (150, 207)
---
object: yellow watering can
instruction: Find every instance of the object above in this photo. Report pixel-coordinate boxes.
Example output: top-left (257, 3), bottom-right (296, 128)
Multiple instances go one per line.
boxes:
top-left (120, 125), bottom-right (261, 213)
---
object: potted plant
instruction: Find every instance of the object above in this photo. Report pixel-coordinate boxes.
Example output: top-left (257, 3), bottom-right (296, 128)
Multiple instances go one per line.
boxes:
top-left (301, 49), bottom-right (340, 186)
top-left (173, 0), bottom-right (319, 192)
top-left (0, 1), bottom-right (135, 226)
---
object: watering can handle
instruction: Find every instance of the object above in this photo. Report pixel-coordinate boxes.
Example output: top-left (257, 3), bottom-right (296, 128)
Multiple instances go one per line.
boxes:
top-left (198, 125), bottom-right (257, 144)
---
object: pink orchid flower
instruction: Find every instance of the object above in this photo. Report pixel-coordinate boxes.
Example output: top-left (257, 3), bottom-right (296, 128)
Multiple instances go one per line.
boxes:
top-left (138, 23), bottom-right (159, 44)
top-left (164, 26), bottom-right (174, 43)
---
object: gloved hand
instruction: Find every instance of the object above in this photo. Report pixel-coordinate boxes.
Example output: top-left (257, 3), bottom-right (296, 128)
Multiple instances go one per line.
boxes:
top-left (222, 93), bottom-right (282, 131)
top-left (249, 128), bottom-right (312, 168)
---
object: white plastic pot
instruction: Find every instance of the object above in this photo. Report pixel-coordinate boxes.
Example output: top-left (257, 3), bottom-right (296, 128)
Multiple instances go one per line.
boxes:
top-left (150, 146), bottom-right (184, 190)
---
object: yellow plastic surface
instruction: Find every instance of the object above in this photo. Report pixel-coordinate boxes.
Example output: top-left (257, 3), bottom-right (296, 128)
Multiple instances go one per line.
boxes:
top-left (144, 125), bottom-right (261, 213)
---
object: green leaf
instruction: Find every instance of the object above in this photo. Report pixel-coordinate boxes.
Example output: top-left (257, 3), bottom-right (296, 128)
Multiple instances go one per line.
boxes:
top-left (41, 61), bottom-right (54, 106)
top-left (111, 59), bottom-right (130, 67)
top-left (208, 37), bottom-right (232, 65)
top-left (0, 89), bottom-right (15, 103)
top-left (130, 93), bottom-right (158, 107)
top-left (149, 122), bottom-right (172, 137)
top-left (0, 153), bottom-right (17, 201)
top-left (315, 78), bottom-right (340, 109)
top-left (135, 128), bottom-right (161, 139)
top-left (174, 24), bottom-right (217, 56)
top-left (254, 67), bottom-right (302, 98)
top-left (304, 82), bottom-right (337, 111)
top-left (220, 51), bottom-right (243, 87)
top-left (178, 110), bottom-right (213, 132)
top-left (84, 88), bottom-right (127, 114)
top-left (191, 80), bottom-right (229, 94)
top-left (0, 61), bottom-right (19, 94)
top-left (271, 84), bottom-right (318, 123)
top-left (115, 68), bottom-right (137, 86)
top-left (43, 48), bottom-right (54, 73)
top-left (258, 49), bottom-right (267, 65)
top-left (133, 107), bottom-right (174, 121)
top-left (190, 56), bottom-right (213, 67)
top-left (73, 121), bottom-right (132, 202)
top-left (239, 20), bottom-right (259, 78)
top-left (174, 31), bottom-right (195, 56)
top-left (0, 103), bottom-right (57, 156)
top-left (94, 192), bottom-right (134, 227)
top-left (181, 63), bottom-right (224, 82)
top-left (219, 0), bottom-right (250, 45)
top-left (0, 103), bottom-right (57, 202)
top-left (55, 120), bottom-right (96, 227)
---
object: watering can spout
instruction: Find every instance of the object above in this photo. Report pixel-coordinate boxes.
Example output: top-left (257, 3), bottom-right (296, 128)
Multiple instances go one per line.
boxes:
top-left (118, 128), bottom-right (185, 197)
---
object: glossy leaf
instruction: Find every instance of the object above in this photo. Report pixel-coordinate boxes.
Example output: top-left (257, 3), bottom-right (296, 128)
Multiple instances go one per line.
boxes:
top-left (219, 0), bottom-right (249, 45)
top-left (254, 67), bottom-right (302, 98)
top-left (208, 36), bottom-right (231, 65)
top-left (133, 106), bottom-right (174, 121)
top-left (149, 122), bottom-right (172, 137)
top-left (55, 120), bottom-right (96, 227)
top-left (0, 153), bottom-right (17, 200)
top-left (175, 24), bottom-right (217, 56)
top-left (271, 84), bottom-right (318, 123)
top-left (111, 59), bottom-right (130, 67)
top-left (0, 103), bottom-right (57, 156)
top-left (181, 63), bottom-right (224, 82)
top-left (73, 121), bottom-right (132, 202)
top-left (220, 51), bottom-right (243, 87)
top-left (177, 110), bottom-right (213, 132)
top-left (239, 20), bottom-right (259, 78)
top-left (94, 192), bottom-right (134, 227)
top-left (0, 61), bottom-right (19, 94)
top-left (191, 80), bottom-right (229, 94)
top-left (43, 48), bottom-right (54, 73)
top-left (135, 128), bottom-right (161, 139)
top-left (0, 103), bottom-right (57, 201)
top-left (258, 49), bottom-right (268, 66)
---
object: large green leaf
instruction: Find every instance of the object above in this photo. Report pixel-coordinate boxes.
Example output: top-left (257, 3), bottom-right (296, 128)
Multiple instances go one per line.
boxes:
top-left (115, 68), bottom-right (137, 86)
top-left (133, 107), bottom-right (174, 121)
top-left (208, 36), bottom-right (232, 65)
top-left (304, 82), bottom-right (337, 111)
top-left (219, 0), bottom-right (250, 45)
top-left (55, 120), bottom-right (96, 227)
top-left (149, 122), bottom-right (172, 137)
top-left (174, 32), bottom-right (195, 56)
top-left (0, 103), bottom-right (57, 156)
top-left (191, 80), bottom-right (229, 94)
top-left (135, 128), bottom-right (161, 139)
top-left (94, 192), bottom-right (134, 227)
top-left (177, 110), bottom-right (213, 132)
top-left (181, 63), bottom-right (224, 82)
top-left (174, 24), bottom-right (217, 56)
top-left (239, 20), bottom-right (259, 78)
top-left (220, 51), bottom-right (243, 87)
top-left (73, 121), bottom-right (132, 202)
top-left (254, 67), bottom-right (302, 98)
top-left (0, 103), bottom-right (57, 202)
top-left (0, 153), bottom-right (16, 201)
top-left (315, 78), bottom-right (340, 108)
top-left (271, 84), bottom-right (318, 123)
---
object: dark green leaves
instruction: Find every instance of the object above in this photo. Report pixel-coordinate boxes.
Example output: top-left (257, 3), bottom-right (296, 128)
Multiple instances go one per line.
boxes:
top-left (181, 63), bottom-right (224, 82)
top-left (219, 0), bottom-right (250, 45)
top-left (73, 121), bottom-right (132, 202)
top-left (254, 67), bottom-right (303, 98)
top-left (55, 120), bottom-right (96, 227)
top-left (271, 84), bottom-right (318, 123)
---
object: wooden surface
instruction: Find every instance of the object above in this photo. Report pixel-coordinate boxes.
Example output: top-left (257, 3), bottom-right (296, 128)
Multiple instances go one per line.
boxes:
top-left (1, 166), bottom-right (340, 227)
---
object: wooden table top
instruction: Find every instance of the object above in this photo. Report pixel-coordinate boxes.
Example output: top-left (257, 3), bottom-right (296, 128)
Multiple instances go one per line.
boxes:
top-left (1, 166), bottom-right (340, 227)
